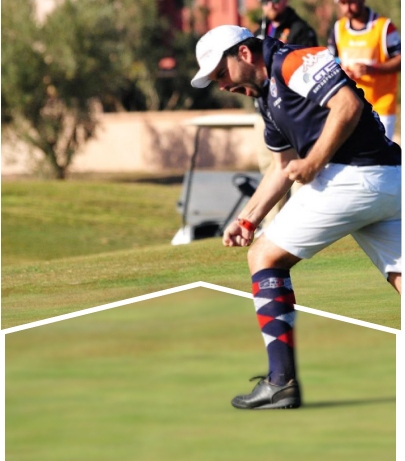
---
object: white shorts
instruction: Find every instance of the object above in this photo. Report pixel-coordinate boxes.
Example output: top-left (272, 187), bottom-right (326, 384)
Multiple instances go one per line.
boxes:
top-left (264, 163), bottom-right (401, 278)
top-left (378, 114), bottom-right (396, 140)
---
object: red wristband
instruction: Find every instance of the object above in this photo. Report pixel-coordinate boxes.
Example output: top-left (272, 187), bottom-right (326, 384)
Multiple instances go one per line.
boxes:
top-left (237, 218), bottom-right (256, 232)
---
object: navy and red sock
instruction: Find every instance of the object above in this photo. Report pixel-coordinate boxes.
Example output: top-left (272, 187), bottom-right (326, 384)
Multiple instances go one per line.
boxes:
top-left (252, 268), bottom-right (297, 385)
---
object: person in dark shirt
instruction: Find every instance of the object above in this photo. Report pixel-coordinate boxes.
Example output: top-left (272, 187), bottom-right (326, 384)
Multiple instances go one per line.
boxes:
top-left (191, 25), bottom-right (401, 411)
top-left (255, 0), bottom-right (318, 46)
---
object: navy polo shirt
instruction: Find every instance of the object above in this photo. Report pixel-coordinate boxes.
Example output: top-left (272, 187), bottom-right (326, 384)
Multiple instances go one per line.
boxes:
top-left (256, 37), bottom-right (401, 166)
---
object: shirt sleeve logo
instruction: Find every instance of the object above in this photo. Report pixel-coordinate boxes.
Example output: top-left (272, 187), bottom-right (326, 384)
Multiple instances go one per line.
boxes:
top-left (302, 52), bottom-right (322, 72)
top-left (270, 77), bottom-right (278, 97)
top-left (312, 59), bottom-right (339, 82)
top-left (282, 48), bottom-right (343, 102)
top-left (300, 49), bottom-right (339, 84)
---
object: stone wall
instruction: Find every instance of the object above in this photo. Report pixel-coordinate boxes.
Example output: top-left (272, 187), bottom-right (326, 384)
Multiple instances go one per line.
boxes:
top-left (1, 110), bottom-right (261, 176)
top-left (2, 107), bottom-right (400, 177)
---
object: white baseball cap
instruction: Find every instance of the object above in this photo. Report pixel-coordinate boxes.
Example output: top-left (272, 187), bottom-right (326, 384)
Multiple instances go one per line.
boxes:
top-left (191, 25), bottom-right (254, 89)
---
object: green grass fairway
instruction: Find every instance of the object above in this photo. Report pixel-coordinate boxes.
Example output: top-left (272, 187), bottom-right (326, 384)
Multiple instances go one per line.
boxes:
top-left (1, 178), bottom-right (400, 329)
top-left (2, 236), bottom-right (399, 329)
top-left (1, 177), bottom-right (182, 265)
top-left (5, 289), bottom-right (396, 461)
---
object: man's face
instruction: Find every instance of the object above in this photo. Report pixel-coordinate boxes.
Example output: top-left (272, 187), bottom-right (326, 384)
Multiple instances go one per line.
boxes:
top-left (261, 0), bottom-right (288, 21)
top-left (336, 0), bottom-right (365, 20)
top-left (209, 48), bottom-right (266, 98)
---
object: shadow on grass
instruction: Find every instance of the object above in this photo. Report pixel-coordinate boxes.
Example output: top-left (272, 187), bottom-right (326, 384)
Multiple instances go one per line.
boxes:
top-left (66, 172), bottom-right (185, 185)
top-left (132, 175), bottom-right (184, 185)
top-left (302, 396), bottom-right (395, 409)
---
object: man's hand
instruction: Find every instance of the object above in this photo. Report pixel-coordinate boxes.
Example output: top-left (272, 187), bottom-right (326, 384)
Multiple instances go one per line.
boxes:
top-left (342, 63), bottom-right (373, 79)
top-left (349, 63), bottom-right (370, 78)
top-left (222, 220), bottom-right (254, 247)
top-left (283, 158), bottom-right (318, 184)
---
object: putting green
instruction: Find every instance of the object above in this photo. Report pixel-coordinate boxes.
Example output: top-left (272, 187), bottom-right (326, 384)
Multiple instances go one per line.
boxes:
top-left (6, 288), bottom-right (395, 461)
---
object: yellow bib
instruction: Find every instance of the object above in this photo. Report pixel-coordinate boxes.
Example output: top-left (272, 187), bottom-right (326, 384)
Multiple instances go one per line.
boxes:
top-left (335, 16), bottom-right (398, 116)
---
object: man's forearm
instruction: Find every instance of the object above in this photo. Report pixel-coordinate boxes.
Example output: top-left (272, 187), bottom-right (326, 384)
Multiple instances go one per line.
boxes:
top-left (283, 86), bottom-right (363, 184)
top-left (369, 55), bottom-right (401, 74)
top-left (305, 87), bottom-right (363, 172)
top-left (237, 161), bottom-right (294, 228)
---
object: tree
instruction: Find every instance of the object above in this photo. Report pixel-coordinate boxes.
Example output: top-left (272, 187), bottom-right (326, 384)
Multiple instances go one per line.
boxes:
top-left (1, 0), bottom-right (166, 179)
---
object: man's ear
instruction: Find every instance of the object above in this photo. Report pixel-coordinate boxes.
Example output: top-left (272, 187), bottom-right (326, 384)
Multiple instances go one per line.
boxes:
top-left (238, 44), bottom-right (254, 63)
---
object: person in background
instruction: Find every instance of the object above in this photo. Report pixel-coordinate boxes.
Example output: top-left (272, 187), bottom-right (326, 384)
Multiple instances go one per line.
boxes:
top-left (254, 0), bottom-right (319, 226)
top-left (255, 0), bottom-right (318, 46)
top-left (328, 0), bottom-right (401, 140)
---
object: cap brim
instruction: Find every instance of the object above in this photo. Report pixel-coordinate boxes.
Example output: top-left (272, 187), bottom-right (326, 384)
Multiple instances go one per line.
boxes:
top-left (191, 70), bottom-right (213, 88)
top-left (191, 50), bottom-right (223, 88)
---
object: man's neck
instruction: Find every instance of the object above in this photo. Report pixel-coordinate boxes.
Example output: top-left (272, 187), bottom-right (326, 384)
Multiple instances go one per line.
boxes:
top-left (349, 6), bottom-right (369, 31)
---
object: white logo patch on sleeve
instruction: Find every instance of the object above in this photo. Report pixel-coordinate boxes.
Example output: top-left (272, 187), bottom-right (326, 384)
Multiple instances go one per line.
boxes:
top-left (288, 49), bottom-right (339, 99)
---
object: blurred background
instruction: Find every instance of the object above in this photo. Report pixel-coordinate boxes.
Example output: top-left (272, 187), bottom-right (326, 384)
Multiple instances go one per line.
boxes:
top-left (1, 0), bottom-right (401, 179)
top-left (1, 0), bottom-right (401, 329)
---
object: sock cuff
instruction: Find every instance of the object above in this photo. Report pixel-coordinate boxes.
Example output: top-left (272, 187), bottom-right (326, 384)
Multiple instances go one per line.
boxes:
top-left (252, 268), bottom-right (290, 283)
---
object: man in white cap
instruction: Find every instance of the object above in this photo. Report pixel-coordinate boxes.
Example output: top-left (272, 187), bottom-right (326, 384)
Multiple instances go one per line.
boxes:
top-left (254, 0), bottom-right (319, 225)
top-left (191, 25), bottom-right (401, 410)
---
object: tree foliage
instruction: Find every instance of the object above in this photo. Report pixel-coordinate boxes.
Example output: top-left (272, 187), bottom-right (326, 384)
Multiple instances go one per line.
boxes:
top-left (5, 0), bottom-right (397, 178)
top-left (1, 0), bottom-right (169, 178)
top-left (2, 0), bottom-right (243, 178)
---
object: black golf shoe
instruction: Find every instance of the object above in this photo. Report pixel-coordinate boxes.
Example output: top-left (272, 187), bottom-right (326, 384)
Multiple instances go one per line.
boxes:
top-left (231, 376), bottom-right (302, 410)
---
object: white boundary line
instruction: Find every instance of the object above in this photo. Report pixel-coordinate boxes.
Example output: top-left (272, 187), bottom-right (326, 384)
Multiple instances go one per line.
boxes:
top-left (199, 281), bottom-right (400, 334)
top-left (1, 281), bottom-right (400, 335)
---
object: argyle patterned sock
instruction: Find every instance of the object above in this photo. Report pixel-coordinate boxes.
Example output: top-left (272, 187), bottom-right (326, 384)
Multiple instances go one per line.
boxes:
top-left (252, 268), bottom-right (297, 386)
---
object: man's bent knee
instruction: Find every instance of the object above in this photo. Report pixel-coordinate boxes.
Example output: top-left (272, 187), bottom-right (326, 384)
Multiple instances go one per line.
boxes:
top-left (388, 272), bottom-right (401, 294)
top-left (248, 235), bottom-right (301, 275)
